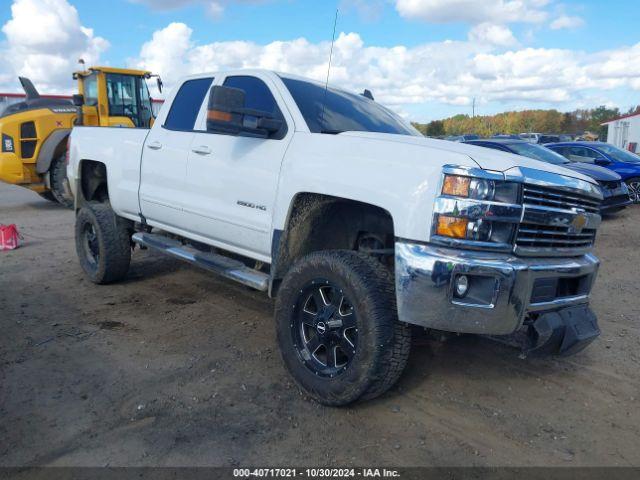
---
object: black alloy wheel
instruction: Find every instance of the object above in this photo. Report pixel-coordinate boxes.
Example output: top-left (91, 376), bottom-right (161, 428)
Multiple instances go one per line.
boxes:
top-left (626, 178), bottom-right (640, 204)
top-left (74, 202), bottom-right (131, 284)
top-left (82, 222), bottom-right (100, 267)
top-left (291, 279), bottom-right (358, 378)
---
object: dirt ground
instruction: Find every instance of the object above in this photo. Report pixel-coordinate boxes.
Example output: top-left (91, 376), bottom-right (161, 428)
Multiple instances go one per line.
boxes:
top-left (1, 181), bottom-right (639, 468)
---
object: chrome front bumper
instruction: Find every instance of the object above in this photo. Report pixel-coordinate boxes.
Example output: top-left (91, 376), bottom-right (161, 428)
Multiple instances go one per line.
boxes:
top-left (395, 242), bottom-right (599, 335)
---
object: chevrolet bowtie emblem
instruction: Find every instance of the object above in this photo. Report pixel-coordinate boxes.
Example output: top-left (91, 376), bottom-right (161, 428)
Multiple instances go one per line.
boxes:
top-left (569, 212), bottom-right (588, 234)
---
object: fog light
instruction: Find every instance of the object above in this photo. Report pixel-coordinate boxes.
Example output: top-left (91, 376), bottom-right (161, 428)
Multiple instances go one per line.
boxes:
top-left (455, 275), bottom-right (469, 297)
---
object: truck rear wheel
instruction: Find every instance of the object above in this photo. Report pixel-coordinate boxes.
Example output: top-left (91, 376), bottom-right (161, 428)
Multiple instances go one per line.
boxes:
top-left (275, 250), bottom-right (411, 406)
top-left (50, 155), bottom-right (74, 208)
top-left (75, 202), bottom-right (131, 284)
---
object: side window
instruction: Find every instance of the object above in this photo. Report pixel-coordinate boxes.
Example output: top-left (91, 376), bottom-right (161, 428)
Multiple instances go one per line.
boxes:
top-left (568, 146), bottom-right (600, 163)
top-left (164, 78), bottom-right (213, 131)
top-left (222, 75), bottom-right (286, 139)
top-left (586, 149), bottom-right (605, 160)
top-left (83, 73), bottom-right (99, 106)
top-left (552, 146), bottom-right (570, 158)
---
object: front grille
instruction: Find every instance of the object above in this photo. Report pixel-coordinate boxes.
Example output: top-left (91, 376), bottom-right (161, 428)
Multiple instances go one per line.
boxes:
top-left (516, 223), bottom-right (597, 250)
top-left (530, 275), bottom-right (591, 304)
top-left (516, 183), bottom-right (601, 256)
top-left (522, 184), bottom-right (600, 213)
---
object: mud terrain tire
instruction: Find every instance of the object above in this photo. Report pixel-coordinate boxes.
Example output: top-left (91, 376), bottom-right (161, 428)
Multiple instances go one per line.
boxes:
top-left (275, 250), bottom-right (411, 406)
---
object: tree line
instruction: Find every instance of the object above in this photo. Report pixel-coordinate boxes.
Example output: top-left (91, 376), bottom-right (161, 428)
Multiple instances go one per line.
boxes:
top-left (413, 105), bottom-right (640, 138)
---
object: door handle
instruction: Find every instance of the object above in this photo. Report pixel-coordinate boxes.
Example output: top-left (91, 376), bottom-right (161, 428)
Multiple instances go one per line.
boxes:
top-left (192, 145), bottom-right (212, 155)
top-left (147, 141), bottom-right (162, 150)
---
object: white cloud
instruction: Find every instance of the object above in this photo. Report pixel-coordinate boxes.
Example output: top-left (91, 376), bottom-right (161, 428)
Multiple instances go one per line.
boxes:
top-left (135, 22), bottom-right (194, 84)
top-left (395, 0), bottom-right (550, 24)
top-left (132, 22), bottom-right (640, 115)
top-left (0, 0), bottom-right (108, 93)
top-left (550, 15), bottom-right (585, 30)
top-left (468, 23), bottom-right (518, 47)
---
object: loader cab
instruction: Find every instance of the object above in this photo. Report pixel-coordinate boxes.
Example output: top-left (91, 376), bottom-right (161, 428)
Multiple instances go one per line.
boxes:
top-left (74, 67), bottom-right (156, 128)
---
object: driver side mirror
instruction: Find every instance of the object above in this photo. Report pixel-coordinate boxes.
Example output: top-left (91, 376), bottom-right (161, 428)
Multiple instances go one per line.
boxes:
top-left (72, 94), bottom-right (84, 107)
top-left (595, 157), bottom-right (611, 165)
top-left (206, 85), bottom-right (282, 138)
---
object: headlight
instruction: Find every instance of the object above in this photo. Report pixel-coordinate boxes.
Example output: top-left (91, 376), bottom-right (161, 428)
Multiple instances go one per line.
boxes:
top-left (434, 169), bottom-right (522, 249)
top-left (441, 174), bottom-right (519, 204)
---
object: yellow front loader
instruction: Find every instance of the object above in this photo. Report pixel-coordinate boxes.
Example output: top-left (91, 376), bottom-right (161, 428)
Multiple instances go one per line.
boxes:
top-left (0, 67), bottom-right (161, 207)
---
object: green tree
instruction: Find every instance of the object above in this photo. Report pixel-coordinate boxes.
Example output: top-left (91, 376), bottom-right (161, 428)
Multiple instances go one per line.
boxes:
top-left (425, 120), bottom-right (445, 137)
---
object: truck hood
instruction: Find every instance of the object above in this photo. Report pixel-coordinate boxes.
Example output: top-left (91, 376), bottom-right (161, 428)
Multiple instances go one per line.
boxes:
top-left (340, 131), bottom-right (598, 185)
top-left (562, 161), bottom-right (621, 182)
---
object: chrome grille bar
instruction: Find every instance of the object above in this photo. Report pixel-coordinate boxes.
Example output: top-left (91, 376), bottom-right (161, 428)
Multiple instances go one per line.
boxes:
top-left (515, 182), bottom-right (602, 257)
top-left (522, 185), bottom-right (600, 213)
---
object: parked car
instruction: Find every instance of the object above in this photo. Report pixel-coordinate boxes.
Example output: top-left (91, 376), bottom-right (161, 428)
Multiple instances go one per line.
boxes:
top-left (519, 133), bottom-right (571, 144)
top-left (519, 133), bottom-right (543, 143)
top-left (491, 134), bottom-right (520, 139)
top-left (67, 69), bottom-right (603, 405)
top-left (464, 139), bottom-right (631, 214)
top-left (546, 141), bottom-right (640, 203)
top-left (445, 134), bottom-right (480, 142)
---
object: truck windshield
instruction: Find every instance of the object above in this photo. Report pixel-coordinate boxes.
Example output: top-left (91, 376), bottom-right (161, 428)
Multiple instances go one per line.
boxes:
top-left (106, 73), bottom-right (153, 128)
top-left (280, 76), bottom-right (420, 136)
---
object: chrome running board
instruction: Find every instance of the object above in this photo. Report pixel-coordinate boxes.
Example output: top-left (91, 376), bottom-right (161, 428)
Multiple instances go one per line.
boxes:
top-left (132, 232), bottom-right (269, 291)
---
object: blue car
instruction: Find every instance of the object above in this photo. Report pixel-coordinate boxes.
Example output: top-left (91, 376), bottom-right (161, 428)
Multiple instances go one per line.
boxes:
top-left (464, 139), bottom-right (632, 213)
top-left (546, 142), bottom-right (640, 204)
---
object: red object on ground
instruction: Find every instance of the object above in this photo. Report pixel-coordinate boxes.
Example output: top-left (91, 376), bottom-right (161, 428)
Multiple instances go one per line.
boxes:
top-left (0, 224), bottom-right (21, 250)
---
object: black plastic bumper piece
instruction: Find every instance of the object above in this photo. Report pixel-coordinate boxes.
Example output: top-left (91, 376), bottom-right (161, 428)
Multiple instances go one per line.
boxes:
top-left (527, 305), bottom-right (600, 357)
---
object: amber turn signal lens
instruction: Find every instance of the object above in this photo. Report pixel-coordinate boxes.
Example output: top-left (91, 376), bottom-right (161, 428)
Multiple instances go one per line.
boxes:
top-left (436, 215), bottom-right (468, 239)
top-left (442, 175), bottom-right (470, 197)
top-left (207, 109), bottom-right (232, 122)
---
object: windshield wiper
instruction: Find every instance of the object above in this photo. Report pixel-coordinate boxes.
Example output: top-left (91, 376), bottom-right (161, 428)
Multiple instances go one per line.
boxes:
top-left (320, 129), bottom-right (344, 135)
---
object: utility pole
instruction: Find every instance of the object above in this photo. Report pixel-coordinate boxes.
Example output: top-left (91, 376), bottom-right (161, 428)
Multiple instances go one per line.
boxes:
top-left (472, 97), bottom-right (476, 118)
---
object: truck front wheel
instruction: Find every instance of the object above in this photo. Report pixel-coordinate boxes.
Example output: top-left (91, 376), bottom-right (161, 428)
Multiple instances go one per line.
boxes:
top-left (75, 202), bottom-right (131, 284)
top-left (275, 250), bottom-right (411, 406)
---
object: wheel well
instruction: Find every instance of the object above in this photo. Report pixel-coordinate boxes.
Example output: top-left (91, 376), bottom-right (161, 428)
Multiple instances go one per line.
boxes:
top-left (51, 136), bottom-right (69, 165)
top-left (271, 193), bottom-right (395, 291)
top-left (80, 160), bottom-right (109, 203)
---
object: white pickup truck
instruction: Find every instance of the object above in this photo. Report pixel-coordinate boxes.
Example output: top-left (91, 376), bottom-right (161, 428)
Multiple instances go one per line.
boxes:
top-left (68, 69), bottom-right (602, 405)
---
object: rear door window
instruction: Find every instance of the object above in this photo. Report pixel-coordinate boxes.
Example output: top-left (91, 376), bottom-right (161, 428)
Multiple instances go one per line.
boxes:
top-left (568, 146), bottom-right (602, 163)
top-left (164, 78), bottom-right (213, 131)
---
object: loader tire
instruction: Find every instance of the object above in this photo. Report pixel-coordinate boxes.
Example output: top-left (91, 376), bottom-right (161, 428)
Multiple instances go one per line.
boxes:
top-left (75, 202), bottom-right (131, 284)
top-left (50, 156), bottom-right (73, 208)
top-left (38, 191), bottom-right (57, 203)
top-left (275, 250), bottom-right (411, 406)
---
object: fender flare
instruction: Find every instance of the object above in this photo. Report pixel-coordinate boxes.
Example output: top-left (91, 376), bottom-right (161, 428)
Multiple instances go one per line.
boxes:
top-left (35, 129), bottom-right (71, 174)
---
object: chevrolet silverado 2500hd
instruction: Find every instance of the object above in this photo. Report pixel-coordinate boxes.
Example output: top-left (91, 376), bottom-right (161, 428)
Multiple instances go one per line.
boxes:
top-left (67, 70), bottom-right (602, 406)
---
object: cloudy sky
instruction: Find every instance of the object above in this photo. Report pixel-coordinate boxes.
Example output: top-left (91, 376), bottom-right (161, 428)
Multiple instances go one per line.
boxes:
top-left (0, 0), bottom-right (638, 121)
